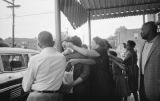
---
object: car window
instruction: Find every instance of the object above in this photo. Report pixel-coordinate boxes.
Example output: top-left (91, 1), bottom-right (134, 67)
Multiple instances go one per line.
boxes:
top-left (31, 53), bottom-right (37, 56)
top-left (1, 54), bottom-right (28, 71)
top-left (1, 55), bottom-right (11, 71)
top-left (0, 56), bottom-right (4, 72)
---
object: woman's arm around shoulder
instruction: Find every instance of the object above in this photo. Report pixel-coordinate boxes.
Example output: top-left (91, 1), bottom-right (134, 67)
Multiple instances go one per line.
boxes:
top-left (68, 58), bottom-right (96, 66)
top-left (67, 42), bottom-right (100, 58)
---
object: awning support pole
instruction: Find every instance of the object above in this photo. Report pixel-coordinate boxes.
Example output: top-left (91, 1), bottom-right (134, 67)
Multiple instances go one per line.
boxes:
top-left (143, 15), bottom-right (145, 24)
top-left (153, 14), bottom-right (156, 22)
top-left (88, 10), bottom-right (91, 49)
top-left (54, 0), bottom-right (62, 52)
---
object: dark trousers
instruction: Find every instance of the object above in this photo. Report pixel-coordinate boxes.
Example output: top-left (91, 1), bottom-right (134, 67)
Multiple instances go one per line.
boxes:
top-left (62, 92), bottom-right (90, 101)
top-left (139, 75), bottom-right (150, 101)
top-left (62, 93), bottom-right (74, 101)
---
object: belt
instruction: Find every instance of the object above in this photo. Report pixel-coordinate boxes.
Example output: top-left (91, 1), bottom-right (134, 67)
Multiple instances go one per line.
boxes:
top-left (31, 90), bottom-right (59, 93)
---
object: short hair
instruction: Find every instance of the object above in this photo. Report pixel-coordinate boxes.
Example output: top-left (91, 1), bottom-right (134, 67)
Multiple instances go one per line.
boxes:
top-left (104, 39), bottom-right (112, 49)
top-left (144, 21), bottom-right (157, 33)
top-left (93, 37), bottom-right (105, 47)
top-left (69, 36), bottom-right (82, 47)
top-left (82, 44), bottom-right (88, 49)
top-left (38, 31), bottom-right (54, 47)
top-left (127, 40), bottom-right (136, 48)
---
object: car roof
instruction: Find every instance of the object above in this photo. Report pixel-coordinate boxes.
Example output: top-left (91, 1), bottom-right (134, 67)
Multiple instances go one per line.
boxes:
top-left (0, 47), bottom-right (39, 54)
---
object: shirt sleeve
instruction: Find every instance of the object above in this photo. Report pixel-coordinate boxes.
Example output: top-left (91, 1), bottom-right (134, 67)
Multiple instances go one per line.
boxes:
top-left (22, 58), bottom-right (35, 92)
top-left (95, 47), bottom-right (105, 56)
top-left (80, 65), bottom-right (90, 81)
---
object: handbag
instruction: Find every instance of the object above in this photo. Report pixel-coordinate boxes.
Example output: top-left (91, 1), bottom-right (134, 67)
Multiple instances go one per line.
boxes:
top-left (116, 70), bottom-right (130, 97)
top-left (62, 65), bottom-right (74, 93)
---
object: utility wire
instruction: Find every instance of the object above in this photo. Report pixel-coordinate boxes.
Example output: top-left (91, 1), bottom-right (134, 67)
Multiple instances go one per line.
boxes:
top-left (0, 11), bottom-right (54, 20)
top-left (16, 11), bottom-right (54, 17)
top-left (0, 16), bottom-right (12, 20)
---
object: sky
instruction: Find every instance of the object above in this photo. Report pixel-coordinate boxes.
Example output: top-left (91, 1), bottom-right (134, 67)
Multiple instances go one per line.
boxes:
top-left (0, 0), bottom-right (143, 44)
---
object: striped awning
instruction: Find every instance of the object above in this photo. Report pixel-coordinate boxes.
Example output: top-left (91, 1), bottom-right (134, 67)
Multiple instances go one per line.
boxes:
top-left (60, 0), bottom-right (88, 29)
top-left (60, 0), bottom-right (160, 29)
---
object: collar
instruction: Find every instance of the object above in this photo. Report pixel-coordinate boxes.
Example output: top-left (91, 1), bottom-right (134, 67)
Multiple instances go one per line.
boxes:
top-left (41, 47), bottom-right (57, 54)
top-left (147, 35), bottom-right (159, 43)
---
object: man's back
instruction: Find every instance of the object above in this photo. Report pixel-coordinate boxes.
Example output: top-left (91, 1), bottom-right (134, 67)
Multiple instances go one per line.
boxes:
top-left (22, 47), bottom-right (66, 92)
top-left (22, 31), bottom-right (66, 101)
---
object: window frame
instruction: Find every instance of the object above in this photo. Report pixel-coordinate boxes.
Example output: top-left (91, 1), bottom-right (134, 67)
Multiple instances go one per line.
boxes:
top-left (0, 53), bottom-right (29, 73)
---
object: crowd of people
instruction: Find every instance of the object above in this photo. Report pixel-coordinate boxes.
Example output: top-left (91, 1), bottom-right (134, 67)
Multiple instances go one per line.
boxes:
top-left (21, 21), bottom-right (160, 101)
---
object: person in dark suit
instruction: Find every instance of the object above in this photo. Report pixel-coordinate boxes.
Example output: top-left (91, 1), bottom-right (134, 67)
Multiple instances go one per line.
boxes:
top-left (139, 21), bottom-right (160, 101)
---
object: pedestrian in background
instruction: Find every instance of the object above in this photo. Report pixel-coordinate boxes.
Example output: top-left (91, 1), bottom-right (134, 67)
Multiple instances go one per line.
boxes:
top-left (123, 40), bottom-right (139, 101)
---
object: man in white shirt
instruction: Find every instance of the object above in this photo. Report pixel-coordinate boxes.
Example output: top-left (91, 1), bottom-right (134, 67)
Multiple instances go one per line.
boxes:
top-left (22, 31), bottom-right (66, 101)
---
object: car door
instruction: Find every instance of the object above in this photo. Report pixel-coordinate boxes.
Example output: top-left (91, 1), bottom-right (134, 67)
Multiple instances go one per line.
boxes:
top-left (0, 53), bottom-right (29, 101)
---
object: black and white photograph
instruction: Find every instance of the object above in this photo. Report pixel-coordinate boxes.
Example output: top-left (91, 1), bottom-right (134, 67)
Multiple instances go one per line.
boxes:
top-left (0, 0), bottom-right (160, 101)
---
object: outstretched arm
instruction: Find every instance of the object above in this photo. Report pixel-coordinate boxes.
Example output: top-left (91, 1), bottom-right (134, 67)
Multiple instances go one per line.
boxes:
top-left (109, 57), bottom-right (125, 70)
top-left (109, 54), bottom-right (123, 63)
top-left (62, 48), bottom-right (73, 55)
top-left (22, 58), bottom-right (35, 92)
top-left (66, 42), bottom-right (100, 58)
top-left (73, 64), bottom-right (90, 86)
top-left (68, 58), bottom-right (96, 66)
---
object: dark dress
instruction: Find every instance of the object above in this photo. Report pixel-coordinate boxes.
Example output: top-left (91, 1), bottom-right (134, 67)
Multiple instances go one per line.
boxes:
top-left (123, 50), bottom-right (138, 93)
top-left (63, 52), bottom-right (90, 101)
top-left (111, 61), bottom-right (123, 101)
top-left (90, 47), bottom-right (114, 101)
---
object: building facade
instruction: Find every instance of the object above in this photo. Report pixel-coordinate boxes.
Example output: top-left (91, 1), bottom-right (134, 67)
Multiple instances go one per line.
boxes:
top-left (114, 27), bottom-right (144, 53)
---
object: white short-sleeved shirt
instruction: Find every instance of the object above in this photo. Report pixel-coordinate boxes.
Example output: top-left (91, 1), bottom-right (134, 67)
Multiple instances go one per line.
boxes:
top-left (22, 47), bottom-right (66, 92)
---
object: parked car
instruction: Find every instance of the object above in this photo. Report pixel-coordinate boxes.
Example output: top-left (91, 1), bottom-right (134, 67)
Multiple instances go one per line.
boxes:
top-left (0, 47), bottom-right (39, 101)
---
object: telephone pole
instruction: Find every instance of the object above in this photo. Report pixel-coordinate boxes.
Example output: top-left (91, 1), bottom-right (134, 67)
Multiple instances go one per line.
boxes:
top-left (3, 0), bottom-right (20, 47)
